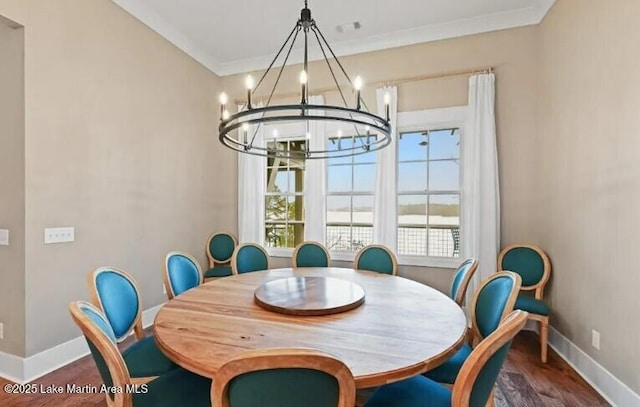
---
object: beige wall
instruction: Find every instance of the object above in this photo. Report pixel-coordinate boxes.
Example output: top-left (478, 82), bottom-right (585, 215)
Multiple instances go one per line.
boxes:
top-left (537, 0), bottom-right (640, 394)
top-left (0, 17), bottom-right (25, 356)
top-left (223, 26), bottom-right (541, 294)
top-left (0, 0), bottom-right (230, 356)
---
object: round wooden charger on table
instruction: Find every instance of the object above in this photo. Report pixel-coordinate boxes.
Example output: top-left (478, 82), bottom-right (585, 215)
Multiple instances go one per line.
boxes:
top-left (153, 267), bottom-right (467, 389)
top-left (254, 276), bottom-right (365, 316)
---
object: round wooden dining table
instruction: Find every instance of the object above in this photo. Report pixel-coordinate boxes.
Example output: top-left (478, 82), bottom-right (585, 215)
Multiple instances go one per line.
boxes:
top-left (153, 267), bottom-right (467, 389)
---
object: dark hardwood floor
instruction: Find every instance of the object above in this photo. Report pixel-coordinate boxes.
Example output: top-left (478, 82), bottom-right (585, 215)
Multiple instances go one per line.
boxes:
top-left (0, 330), bottom-right (608, 407)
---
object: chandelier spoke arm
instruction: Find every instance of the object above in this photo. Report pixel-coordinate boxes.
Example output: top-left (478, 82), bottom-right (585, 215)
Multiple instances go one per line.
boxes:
top-left (249, 25), bottom-right (302, 147)
top-left (253, 22), bottom-right (300, 95)
top-left (311, 25), bottom-right (365, 146)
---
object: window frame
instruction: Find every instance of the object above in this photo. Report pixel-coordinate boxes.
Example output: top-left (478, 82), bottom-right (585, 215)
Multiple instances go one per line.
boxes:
top-left (326, 134), bottom-right (377, 258)
top-left (396, 106), bottom-right (467, 268)
top-left (262, 123), bottom-right (308, 257)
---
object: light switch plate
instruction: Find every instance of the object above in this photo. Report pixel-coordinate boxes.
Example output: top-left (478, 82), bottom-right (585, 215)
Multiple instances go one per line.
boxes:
top-left (0, 229), bottom-right (8, 246)
top-left (44, 227), bottom-right (75, 244)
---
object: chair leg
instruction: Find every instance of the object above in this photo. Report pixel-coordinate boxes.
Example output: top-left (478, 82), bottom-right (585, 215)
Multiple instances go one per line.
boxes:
top-left (539, 317), bottom-right (549, 363)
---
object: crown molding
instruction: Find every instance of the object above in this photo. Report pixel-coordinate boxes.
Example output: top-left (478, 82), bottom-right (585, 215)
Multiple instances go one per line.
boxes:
top-left (111, 0), bottom-right (556, 77)
top-left (110, 0), bottom-right (221, 74)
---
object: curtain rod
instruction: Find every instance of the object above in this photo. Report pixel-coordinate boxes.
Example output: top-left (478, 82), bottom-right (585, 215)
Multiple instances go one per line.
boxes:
top-left (234, 66), bottom-right (493, 104)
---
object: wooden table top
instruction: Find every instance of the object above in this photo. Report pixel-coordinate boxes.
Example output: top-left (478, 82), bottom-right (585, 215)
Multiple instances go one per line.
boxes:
top-left (153, 267), bottom-right (467, 388)
top-left (254, 276), bottom-right (366, 316)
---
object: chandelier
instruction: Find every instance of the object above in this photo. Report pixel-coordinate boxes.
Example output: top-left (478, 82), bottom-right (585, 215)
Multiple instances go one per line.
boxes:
top-left (218, 0), bottom-right (392, 159)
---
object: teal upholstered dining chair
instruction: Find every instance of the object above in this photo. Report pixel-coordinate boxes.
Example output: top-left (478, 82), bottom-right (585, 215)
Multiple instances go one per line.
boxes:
top-left (88, 267), bottom-right (176, 382)
top-left (231, 243), bottom-right (270, 274)
top-left (498, 244), bottom-right (551, 362)
top-left (69, 301), bottom-right (211, 407)
top-left (163, 251), bottom-right (203, 300)
top-left (450, 258), bottom-right (479, 306)
top-left (205, 231), bottom-right (237, 279)
top-left (292, 241), bottom-right (331, 268)
top-left (212, 348), bottom-right (356, 407)
top-left (353, 244), bottom-right (398, 275)
top-left (363, 310), bottom-right (528, 407)
top-left (424, 271), bottom-right (522, 386)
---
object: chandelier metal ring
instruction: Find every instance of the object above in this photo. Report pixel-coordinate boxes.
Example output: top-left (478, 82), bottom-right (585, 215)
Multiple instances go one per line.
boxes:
top-left (217, 0), bottom-right (392, 160)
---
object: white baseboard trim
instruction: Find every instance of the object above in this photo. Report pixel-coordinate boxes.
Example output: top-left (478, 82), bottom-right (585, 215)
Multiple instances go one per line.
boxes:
top-left (0, 303), bottom-right (163, 384)
top-left (547, 326), bottom-right (640, 407)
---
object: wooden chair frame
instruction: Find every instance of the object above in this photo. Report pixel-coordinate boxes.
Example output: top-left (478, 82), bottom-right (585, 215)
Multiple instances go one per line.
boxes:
top-left (206, 231), bottom-right (238, 269)
top-left (230, 243), bottom-right (270, 275)
top-left (88, 267), bottom-right (145, 343)
top-left (452, 310), bottom-right (528, 407)
top-left (497, 244), bottom-right (551, 362)
top-left (69, 301), bottom-right (136, 407)
top-left (292, 240), bottom-right (331, 268)
top-left (451, 258), bottom-right (479, 306)
top-left (212, 348), bottom-right (356, 407)
top-left (468, 271), bottom-right (522, 345)
top-left (163, 251), bottom-right (204, 300)
top-left (353, 244), bottom-right (398, 276)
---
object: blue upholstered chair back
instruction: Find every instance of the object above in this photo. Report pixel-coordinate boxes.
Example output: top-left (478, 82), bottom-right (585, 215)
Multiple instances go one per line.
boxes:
top-left (354, 245), bottom-right (397, 275)
top-left (498, 245), bottom-right (550, 288)
top-left (90, 268), bottom-right (141, 342)
top-left (450, 258), bottom-right (478, 305)
top-left (453, 310), bottom-right (528, 407)
top-left (69, 301), bottom-right (127, 401)
top-left (232, 243), bottom-right (270, 274)
top-left (293, 241), bottom-right (330, 268)
top-left (165, 251), bottom-right (202, 298)
top-left (212, 349), bottom-right (356, 407)
top-left (471, 271), bottom-right (521, 340)
top-left (208, 232), bottom-right (237, 264)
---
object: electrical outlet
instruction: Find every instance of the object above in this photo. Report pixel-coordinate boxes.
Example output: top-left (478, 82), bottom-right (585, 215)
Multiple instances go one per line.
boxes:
top-left (0, 229), bottom-right (8, 246)
top-left (592, 329), bottom-right (600, 350)
top-left (0, 323), bottom-right (4, 340)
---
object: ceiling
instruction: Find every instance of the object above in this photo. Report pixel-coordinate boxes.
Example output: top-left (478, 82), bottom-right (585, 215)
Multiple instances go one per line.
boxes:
top-left (111, 0), bottom-right (555, 76)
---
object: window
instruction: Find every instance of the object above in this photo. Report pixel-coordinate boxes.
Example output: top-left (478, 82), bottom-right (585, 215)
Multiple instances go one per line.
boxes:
top-left (397, 127), bottom-right (461, 259)
top-left (326, 135), bottom-right (377, 252)
top-left (265, 139), bottom-right (307, 248)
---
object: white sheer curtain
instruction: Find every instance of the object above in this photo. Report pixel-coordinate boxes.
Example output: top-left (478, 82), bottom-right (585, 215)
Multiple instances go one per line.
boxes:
top-left (237, 103), bottom-right (266, 244)
top-left (304, 95), bottom-right (326, 243)
top-left (374, 86), bottom-right (398, 251)
top-left (462, 73), bottom-right (500, 300)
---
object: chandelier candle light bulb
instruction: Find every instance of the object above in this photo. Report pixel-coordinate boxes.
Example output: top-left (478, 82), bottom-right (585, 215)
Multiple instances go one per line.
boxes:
top-left (242, 122), bottom-right (249, 145)
top-left (354, 76), bottom-right (363, 110)
top-left (219, 92), bottom-right (228, 120)
top-left (246, 75), bottom-right (254, 109)
top-left (300, 70), bottom-right (308, 104)
top-left (384, 91), bottom-right (391, 122)
top-left (337, 129), bottom-right (343, 150)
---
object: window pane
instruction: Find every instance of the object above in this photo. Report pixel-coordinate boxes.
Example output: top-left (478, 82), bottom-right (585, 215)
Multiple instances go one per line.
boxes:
top-left (266, 196), bottom-right (286, 220)
top-left (352, 195), bottom-right (374, 225)
top-left (429, 160), bottom-right (459, 191)
top-left (289, 195), bottom-right (304, 221)
top-left (428, 129), bottom-right (460, 160)
top-left (328, 165), bottom-right (352, 192)
top-left (286, 224), bottom-right (297, 248)
top-left (327, 196), bottom-right (351, 224)
top-left (266, 170), bottom-right (290, 193)
top-left (327, 137), bottom-right (353, 165)
top-left (398, 162), bottom-right (427, 192)
top-left (429, 194), bottom-right (459, 227)
top-left (399, 132), bottom-right (428, 162)
top-left (398, 195), bottom-right (427, 226)
top-left (353, 164), bottom-right (376, 192)
top-left (353, 136), bottom-right (376, 164)
top-left (265, 223), bottom-right (286, 247)
top-left (428, 195), bottom-right (459, 258)
top-left (327, 225), bottom-right (352, 251)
